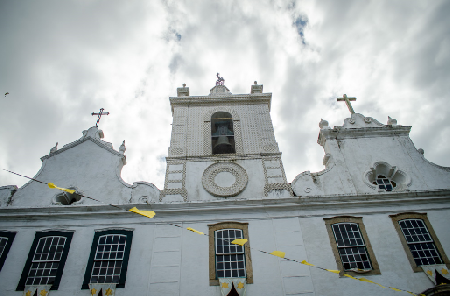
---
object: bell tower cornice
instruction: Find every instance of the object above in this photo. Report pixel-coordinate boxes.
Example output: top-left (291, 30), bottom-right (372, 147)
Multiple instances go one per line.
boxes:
top-left (169, 92), bottom-right (272, 113)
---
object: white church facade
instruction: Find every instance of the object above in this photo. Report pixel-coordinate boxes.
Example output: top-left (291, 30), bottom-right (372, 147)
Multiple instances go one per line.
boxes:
top-left (0, 80), bottom-right (449, 296)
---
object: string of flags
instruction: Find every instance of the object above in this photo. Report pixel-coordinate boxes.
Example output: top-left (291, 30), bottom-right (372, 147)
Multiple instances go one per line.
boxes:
top-left (3, 169), bottom-right (438, 296)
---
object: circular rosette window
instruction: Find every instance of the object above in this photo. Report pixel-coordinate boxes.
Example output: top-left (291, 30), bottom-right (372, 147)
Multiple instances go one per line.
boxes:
top-left (202, 162), bottom-right (248, 197)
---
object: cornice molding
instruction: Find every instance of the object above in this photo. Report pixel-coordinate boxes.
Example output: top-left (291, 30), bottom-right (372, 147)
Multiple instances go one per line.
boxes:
top-left (169, 93), bottom-right (272, 112)
top-left (40, 136), bottom-right (125, 162)
top-left (1, 190), bottom-right (449, 221)
top-left (166, 153), bottom-right (282, 162)
top-left (318, 125), bottom-right (412, 146)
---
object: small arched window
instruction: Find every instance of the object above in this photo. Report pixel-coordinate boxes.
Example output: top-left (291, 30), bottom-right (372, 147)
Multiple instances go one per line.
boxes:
top-left (372, 175), bottom-right (396, 191)
top-left (364, 162), bottom-right (411, 192)
top-left (211, 112), bottom-right (235, 154)
top-left (54, 189), bottom-right (82, 205)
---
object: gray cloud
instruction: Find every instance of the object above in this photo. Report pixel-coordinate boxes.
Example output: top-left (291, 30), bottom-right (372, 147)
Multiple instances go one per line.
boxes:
top-left (1, 0), bottom-right (449, 190)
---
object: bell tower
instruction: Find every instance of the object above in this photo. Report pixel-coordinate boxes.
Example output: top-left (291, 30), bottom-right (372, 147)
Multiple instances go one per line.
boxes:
top-left (161, 78), bottom-right (293, 202)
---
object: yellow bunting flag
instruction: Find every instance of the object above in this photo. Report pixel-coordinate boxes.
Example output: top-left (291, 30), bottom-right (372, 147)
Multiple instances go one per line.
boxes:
top-left (343, 274), bottom-right (358, 280)
top-left (40, 289), bottom-right (48, 296)
top-left (26, 291), bottom-right (32, 296)
top-left (48, 183), bottom-right (75, 194)
top-left (231, 239), bottom-right (248, 246)
top-left (270, 251), bottom-right (286, 258)
top-left (129, 207), bottom-right (155, 219)
top-left (442, 268), bottom-right (449, 275)
top-left (406, 292), bottom-right (416, 295)
top-left (237, 282), bottom-right (245, 289)
top-left (389, 287), bottom-right (402, 292)
top-left (105, 288), bottom-right (113, 296)
top-left (221, 282), bottom-right (229, 288)
top-left (358, 277), bottom-right (385, 288)
top-left (300, 260), bottom-right (315, 266)
top-left (325, 269), bottom-right (340, 274)
top-left (427, 270), bottom-right (433, 276)
top-left (186, 227), bottom-right (204, 235)
top-left (90, 288), bottom-right (97, 296)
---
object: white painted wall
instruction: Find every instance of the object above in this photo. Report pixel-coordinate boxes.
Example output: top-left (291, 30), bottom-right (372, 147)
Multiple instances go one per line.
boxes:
top-left (0, 199), bottom-right (448, 295)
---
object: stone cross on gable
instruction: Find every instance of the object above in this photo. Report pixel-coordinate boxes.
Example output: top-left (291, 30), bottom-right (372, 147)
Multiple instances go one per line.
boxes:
top-left (337, 94), bottom-right (357, 114)
top-left (91, 108), bottom-right (110, 127)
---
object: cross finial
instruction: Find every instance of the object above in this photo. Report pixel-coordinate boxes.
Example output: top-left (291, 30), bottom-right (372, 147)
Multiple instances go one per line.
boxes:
top-left (91, 108), bottom-right (110, 127)
top-left (337, 94), bottom-right (357, 114)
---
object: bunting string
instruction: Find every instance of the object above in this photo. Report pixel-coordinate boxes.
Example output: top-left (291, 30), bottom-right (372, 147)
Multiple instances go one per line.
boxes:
top-left (3, 169), bottom-right (426, 296)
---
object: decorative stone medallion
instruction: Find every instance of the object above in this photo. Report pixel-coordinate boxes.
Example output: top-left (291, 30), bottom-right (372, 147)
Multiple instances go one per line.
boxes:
top-left (202, 162), bottom-right (248, 197)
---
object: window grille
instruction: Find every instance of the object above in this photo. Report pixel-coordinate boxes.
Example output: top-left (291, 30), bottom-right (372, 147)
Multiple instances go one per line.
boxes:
top-left (215, 229), bottom-right (246, 278)
top-left (399, 219), bottom-right (443, 266)
top-left (0, 237), bottom-right (8, 257)
top-left (0, 232), bottom-right (16, 272)
top-left (26, 236), bottom-right (67, 285)
top-left (90, 234), bottom-right (127, 284)
top-left (372, 175), bottom-right (396, 191)
top-left (332, 223), bottom-right (372, 270)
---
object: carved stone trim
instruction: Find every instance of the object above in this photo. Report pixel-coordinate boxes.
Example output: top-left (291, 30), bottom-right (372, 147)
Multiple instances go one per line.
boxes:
top-left (169, 93), bottom-right (272, 113)
top-left (264, 183), bottom-right (293, 196)
top-left (203, 107), bottom-right (240, 121)
top-left (318, 125), bottom-right (412, 147)
top-left (261, 158), bottom-right (293, 196)
top-left (161, 161), bottom-right (187, 201)
top-left (41, 136), bottom-right (125, 162)
top-left (202, 163), bottom-right (248, 197)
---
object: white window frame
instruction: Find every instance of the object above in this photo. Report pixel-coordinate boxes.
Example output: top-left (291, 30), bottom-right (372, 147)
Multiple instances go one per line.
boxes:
top-left (90, 234), bottom-right (127, 284)
top-left (26, 236), bottom-right (67, 286)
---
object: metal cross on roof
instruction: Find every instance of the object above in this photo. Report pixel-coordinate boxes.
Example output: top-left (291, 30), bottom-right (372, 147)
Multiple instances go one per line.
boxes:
top-left (337, 94), bottom-right (357, 114)
top-left (216, 73), bottom-right (225, 85)
top-left (91, 108), bottom-right (110, 127)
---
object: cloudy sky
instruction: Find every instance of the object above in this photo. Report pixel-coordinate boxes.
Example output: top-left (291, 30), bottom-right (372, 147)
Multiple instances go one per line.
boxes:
top-left (1, 0), bottom-right (449, 190)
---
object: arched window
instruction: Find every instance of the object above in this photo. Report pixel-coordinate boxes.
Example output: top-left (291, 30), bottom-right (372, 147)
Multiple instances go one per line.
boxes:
top-left (363, 162), bottom-right (411, 192)
top-left (211, 112), bottom-right (235, 154)
top-left (54, 189), bottom-right (82, 205)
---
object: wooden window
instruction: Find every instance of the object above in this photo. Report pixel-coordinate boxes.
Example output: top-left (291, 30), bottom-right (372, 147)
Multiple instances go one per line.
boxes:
top-left (390, 212), bottom-right (450, 272)
top-left (208, 222), bottom-right (252, 286)
top-left (324, 216), bottom-right (380, 276)
top-left (82, 230), bottom-right (133, 289)
top-left (16, 231), bottom-right (73, 291)
top-left (215, 229), bottom-right (246, 278)
top-left (0, 231), bottom-right (16, 272)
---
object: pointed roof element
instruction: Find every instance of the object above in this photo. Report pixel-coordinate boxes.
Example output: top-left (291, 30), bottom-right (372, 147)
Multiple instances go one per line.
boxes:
top-left (209, 85), bottom-right (232, 97)
top-left (40, 126), bottom-right (126, 164)
top-left (177, 83), bottom-right (189, 97)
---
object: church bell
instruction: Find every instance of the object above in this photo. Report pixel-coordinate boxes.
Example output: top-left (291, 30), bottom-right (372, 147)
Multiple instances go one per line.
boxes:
top-left (212, 121), bottom-right (235, 154)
